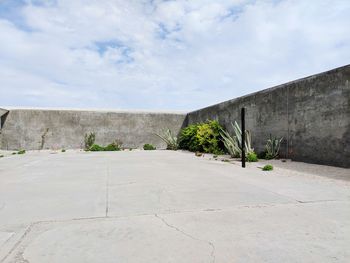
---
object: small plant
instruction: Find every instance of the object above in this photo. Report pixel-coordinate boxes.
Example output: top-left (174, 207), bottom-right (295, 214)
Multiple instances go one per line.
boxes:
top-left (84, 132), bottom-right (96, 150)
top-left (12, 152), bottom-right (17, 155)
top-left (143, 144), bottom-right (156, 150)
top-left (262, 164), bottom-right (273, 171)
top-left (265, 135), bottom-right (283, 159)
top-left (195, 152), bottom-right (203, 157)
top-left (247, 152), bottom-right (258, 162)
top-left (61, 149), bottom-right (66, 152)
top-left (17, 150), bottom-right (26, 154)
top-left (0, 155), bottom-right (4, 158)
top-left (156, 129), bottom-right (179, 150)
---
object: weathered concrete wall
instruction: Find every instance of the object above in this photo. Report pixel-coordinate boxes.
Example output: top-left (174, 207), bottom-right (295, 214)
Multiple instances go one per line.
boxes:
top-left (1, 65), bottom-right (349, 167)
top-left (0, 109), bottom-right (186, 150)
top-left (186, 65), bottom-right (350, 168)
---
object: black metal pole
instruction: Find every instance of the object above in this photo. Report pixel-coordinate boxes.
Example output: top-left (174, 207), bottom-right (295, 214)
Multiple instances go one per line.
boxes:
top-left (241, 107), bottom-right (246, 168)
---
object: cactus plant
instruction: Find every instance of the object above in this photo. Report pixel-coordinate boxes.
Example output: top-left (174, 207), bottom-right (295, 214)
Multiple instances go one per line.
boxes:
top-left (156, 129), bottom-right (179, 150)
top-left (220, 121), bottom-right (254, 157)
top-left (265, 135), bottom-right (283, 159)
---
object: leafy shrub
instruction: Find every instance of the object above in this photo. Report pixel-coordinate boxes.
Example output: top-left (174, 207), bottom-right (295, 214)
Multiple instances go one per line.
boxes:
top-left (179, 124), bottom-right (200, 151)
top-left (196, 120), bottom-right (224, 155)
top-left (89, 142), bottom-right (121, 152)
top-left (156, 129), bottom-right (179, 150)
top-left (89, 144), bottom-right (105, 151)
top-left (247, 152), bottom-right (258, 162)
top-left (84, 132), bottom-right (96, 150)
top-left (143, 144), bottom-right (156, 150)
top-left (17, 150), bottom-right (26, 154)
top-left (0, 155), bottom-right (4, 158)
top-left (12, 152), bottom-right (16, 155)
top-left (257, 151), bottom-right (267, 159)
top-left (61, 149), bottom-right (66, 152)
top-left (220, 121), bottom-right (254, 157)
top-left (179, 120), bottom-right (224, 154)
top-left (262, 164), bottom-right (273, 171)
top-left (265, 135), bottom-right (283, 159)
top-left (104, 142), bottom-right (121, 151)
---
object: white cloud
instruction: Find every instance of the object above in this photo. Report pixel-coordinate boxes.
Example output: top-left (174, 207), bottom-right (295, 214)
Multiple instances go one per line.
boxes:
top-left (0, 0), bottom-right (349, 110)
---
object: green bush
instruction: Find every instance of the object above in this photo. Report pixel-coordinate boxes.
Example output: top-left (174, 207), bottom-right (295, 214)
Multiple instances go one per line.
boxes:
top-left (179, 120), bottom-right (224, 154)
top-left (17, 150), bottom-right (26, 154)
top-left (179, 124), bottom-right (200, 151)
top-left (89, 142), bottom-right (121, 152)
top-left (247, 152), bottom-right (258, 162)
top-left (262, 164), bottom-right (273, 171)
top-left (196, 120), bottom-right (224, 154)
top-left (257, 151), bottom-right (267, 159)
top-left (143, 144), bottom-right (156, 150)
top-left (104, 142), bottom-right (121, 151)
top-left (89, 144), bottom-right (105, 151)
top-left (0, 155), bottom-right (4, 158)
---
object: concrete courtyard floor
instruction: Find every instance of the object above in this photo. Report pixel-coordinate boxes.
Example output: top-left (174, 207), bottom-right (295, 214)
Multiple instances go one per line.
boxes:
top-left (0, 150), bottom-right (349, 263)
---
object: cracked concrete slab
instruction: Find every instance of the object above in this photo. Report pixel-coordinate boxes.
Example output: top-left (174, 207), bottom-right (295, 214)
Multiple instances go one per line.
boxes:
top-left (0, 150), bottom-right (349, 262)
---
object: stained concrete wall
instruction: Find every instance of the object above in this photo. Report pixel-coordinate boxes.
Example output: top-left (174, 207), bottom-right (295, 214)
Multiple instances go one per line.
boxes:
top-left (1, 65), bottom-right (349, 167)
top-left (186, 65), bottom-right (350, 168)
top-left (0, 109), bottom-right (186, 150)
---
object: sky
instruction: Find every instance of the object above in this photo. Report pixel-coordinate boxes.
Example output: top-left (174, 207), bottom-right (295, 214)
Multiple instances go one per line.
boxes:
top-left (0, 0), bottom-right (349, 111)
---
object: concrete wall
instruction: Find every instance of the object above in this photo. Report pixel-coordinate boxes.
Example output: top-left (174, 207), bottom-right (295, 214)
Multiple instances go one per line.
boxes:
top-left (186, 65), bottom-right (350, 168)
top-left (1, 65), bottom-right (349, 167)
top-left (0, 109), bottom-right (186, 150)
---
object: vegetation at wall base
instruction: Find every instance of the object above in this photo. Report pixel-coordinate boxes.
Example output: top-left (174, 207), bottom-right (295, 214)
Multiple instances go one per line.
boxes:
top-left (89, 142), bottom-right (121, 152)
top-left (179, 124), bottom-right (200, 151)
top-left (262, 164), bottom-right (273, 171)
top-left (265, 135), bottom-right (283, 159)
top-left (179, 120), bottom-right (225, 154)
top-left (220, 121), bottom-right (254, 158)
top-left (143, 144), bottom-right (156, 150)
top-left (0, 155), bottom-right (4, 158)
top-left (61, 149), bottom-right (66, 152)
top-left (17, 150), bottom-right (26, 154)
top-left (156, 129), bottom-right (179, 150)
top-left (84, 132), bottom-right (96, 150)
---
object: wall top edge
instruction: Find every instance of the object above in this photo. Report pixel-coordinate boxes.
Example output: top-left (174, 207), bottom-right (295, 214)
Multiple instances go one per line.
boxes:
top-left (188, 63), bottom-right (350, 114)
top-left (0, 107), bottom-right (187, 115)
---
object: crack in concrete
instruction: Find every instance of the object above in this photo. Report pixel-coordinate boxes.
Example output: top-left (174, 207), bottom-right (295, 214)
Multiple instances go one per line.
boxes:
top-left (155, 214), bottom-right (215, 263)
top-left (0, 223), bottom-right (36, 263)
top-left (2, 199), bottom-right (347, 262)
top-left (296, 199), bottom-right (337, 204)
